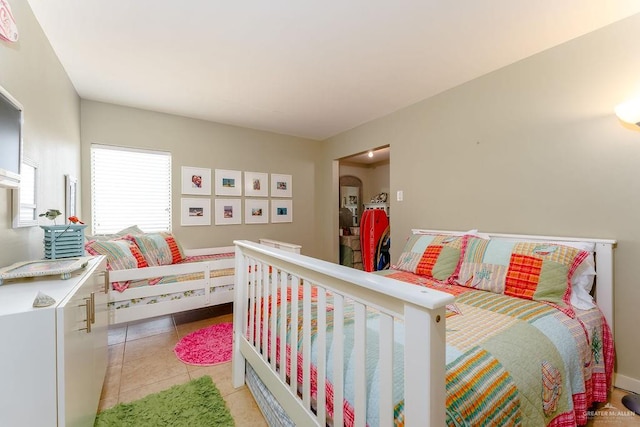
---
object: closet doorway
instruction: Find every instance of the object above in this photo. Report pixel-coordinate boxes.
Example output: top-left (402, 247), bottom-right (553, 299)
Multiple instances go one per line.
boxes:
top-left (337, 146), bottom-right (390, 270)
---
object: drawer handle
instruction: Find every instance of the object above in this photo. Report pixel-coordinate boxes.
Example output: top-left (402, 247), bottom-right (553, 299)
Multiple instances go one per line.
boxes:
top-left (97, 270), bottom-right (109, 294)
top-left (78, 298), bottom-right (92, 333)
top-left (90, 292), bottom-right (96, 324)
top-left (99, 270), bottom-right (109, 294)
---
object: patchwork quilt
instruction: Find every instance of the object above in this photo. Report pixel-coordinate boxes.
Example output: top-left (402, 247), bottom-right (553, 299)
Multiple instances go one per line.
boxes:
top-left (263, 271), bottom-right (613, 427)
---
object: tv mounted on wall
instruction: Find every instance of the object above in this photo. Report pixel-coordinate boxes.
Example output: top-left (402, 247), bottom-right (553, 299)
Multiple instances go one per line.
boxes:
top-left (0, 84), bottom-right (23, 189)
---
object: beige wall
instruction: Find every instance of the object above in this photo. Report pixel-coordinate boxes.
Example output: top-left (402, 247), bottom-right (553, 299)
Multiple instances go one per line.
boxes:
top-left (0, 0), bottom-right (81, 266)
top-left (323, 14), bottom-right (640, 391)
top-left (80, 100), bottom-right (322, 256)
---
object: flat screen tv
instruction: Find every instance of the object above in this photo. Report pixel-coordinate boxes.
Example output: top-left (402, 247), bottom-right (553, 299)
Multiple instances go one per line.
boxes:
top-left (0, 84), bottom-right (23, 189)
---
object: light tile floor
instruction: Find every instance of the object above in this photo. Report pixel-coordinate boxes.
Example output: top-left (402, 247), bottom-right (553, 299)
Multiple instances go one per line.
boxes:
top-left (98, 304), bottom-right (267, 426)
top-left (98, 305), bottom-right (639, 426)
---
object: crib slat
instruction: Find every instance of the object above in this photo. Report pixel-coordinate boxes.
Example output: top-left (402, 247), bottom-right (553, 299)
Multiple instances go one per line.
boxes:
top-left (262, 263), bottom-right (270, 362)
top-left (332, 294), bottom-right (344, 427)
top-left (255, 262), bottom-right (263, 350)
top-left (279, 267), bottom-right (288, 383)
top-left (289, 276), bottom-right (299, 395)
top-left (247, 257), bottom-right (255, 347)
top-left (354, 302), bottom-right (366, 427)
top-left (302, 280), bottom-right (312, 408)
top-left (270, 268), bottom-right (278, 370)
top-left (316, 288), bottom-right (327, 426)
top-left (379, 312), bottom-right (394, 426)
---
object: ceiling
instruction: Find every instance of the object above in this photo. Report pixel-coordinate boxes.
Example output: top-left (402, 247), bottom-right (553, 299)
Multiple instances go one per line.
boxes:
top-left (26, 1), bottom-right (640, 141)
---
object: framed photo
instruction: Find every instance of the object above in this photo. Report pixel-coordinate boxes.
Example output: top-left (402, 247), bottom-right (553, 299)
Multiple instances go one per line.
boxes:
top-left (180, 198), bottom-right (211, 226)
top-left (181, 166), bottom-right (211, 195)
top-left (65, 174), bottom-right (77, 220)
top-left (271, 199), bottom-right (293, 223)
top-left (244, 171), bottom-right (268, 197)
top-left (270, 173), bottom-right (292, 198)
top-left (215, 198), bottom-right (242, 225)
top-left (215, 169), bottom-right (242, 196)
top-left (244, 199), bottom-right (269, 224)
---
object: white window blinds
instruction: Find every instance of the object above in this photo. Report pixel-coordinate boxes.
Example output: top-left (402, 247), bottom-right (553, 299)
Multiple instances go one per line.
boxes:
top-left (91, 144), bottom-right (172, 234)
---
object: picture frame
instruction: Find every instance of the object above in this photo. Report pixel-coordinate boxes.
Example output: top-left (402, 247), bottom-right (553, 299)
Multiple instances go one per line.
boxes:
top-left (271, 199), bottom-right (293, 223)
top-left (215, 198), bottom-right (242, 225)
top-left (215, 169), bottom-right (242, 196)
top-left (180, 198), bottom-right (211, 226)
top-left (65, 174), bottom-right (77, 220)
top-left (244, 199), bottom-right (269, 224)
top-left (270, 173), bottom-right (292, 198)
top-left (244, 171), bottom-right (268, 197)
top-left (181, 166), bottom-right (211, 195)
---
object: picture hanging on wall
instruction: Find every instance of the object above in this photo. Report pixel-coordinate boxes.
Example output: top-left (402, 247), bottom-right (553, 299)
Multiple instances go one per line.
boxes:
top-left (215, 169), bottom-right (242, 196)
top-left (244, 171), bottom-right (268, 197)
top-left (270, 173), bottom-right (292, 198)
top-left (215, 198), bottom-right (242, 225)
top-left (271, 199), bottom-right (293, 223)
top-left (180, 198), bottom-right (211, 226)
top-left (244, 199), bottom-right (269, 224)
top-left (181, 166), bottom-right (211, 195)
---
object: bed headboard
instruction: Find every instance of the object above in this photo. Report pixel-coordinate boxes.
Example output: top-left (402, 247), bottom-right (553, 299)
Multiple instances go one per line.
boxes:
top-left (411, 229), bottom-right (617, 332)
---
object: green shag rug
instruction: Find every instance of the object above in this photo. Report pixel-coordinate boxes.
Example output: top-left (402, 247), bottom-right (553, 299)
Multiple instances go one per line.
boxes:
top-left (94, 376), bottom-right (234, 427)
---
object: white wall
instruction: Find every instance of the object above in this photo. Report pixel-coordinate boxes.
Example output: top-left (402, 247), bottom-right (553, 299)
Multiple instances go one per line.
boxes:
top-left (322, 13), bottom-right (640, 392)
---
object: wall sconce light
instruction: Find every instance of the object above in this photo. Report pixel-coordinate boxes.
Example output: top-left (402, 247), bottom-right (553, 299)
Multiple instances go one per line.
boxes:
top-left (615, 98), bottom-right (640, 126)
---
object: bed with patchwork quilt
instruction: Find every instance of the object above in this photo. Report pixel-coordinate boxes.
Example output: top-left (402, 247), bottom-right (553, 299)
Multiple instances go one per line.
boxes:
top-left (232, 230), bottom-right (616, 426)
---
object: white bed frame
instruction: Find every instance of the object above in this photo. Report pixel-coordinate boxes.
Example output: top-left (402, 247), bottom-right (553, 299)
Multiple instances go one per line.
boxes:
top-left (232, 230), bottom-right (616, 426)
top-left (107, 246), bottom-right (236, 324)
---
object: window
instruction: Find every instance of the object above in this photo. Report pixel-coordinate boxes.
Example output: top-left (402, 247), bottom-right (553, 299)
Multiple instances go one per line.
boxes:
top-left (91, 144), bottom-right (172, 234)
top-left (12, 158), bottom-right (38, 228)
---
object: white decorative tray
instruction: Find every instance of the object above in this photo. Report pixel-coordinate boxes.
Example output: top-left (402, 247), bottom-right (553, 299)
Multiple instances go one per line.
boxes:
top-left (0, 257), bottom-right (90, 285)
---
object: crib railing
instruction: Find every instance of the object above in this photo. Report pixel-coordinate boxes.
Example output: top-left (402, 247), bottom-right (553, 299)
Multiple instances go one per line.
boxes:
top-left (232, 240), bottom-right (454, 426)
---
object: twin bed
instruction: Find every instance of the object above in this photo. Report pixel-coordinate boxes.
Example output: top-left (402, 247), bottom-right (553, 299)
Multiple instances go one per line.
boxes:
top-left (93, 232), bottom-right (299, 325)
top-left (231, 229), bottom-right (616, 426)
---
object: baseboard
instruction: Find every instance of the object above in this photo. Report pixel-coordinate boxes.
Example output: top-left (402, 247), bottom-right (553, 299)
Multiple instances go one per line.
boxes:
top-left (614, 373), bottom-right (640, 394)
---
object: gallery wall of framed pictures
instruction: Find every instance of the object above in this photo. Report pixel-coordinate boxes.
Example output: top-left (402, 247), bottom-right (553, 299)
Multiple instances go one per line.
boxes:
top-left (179, 166), bottom-right (292, 226)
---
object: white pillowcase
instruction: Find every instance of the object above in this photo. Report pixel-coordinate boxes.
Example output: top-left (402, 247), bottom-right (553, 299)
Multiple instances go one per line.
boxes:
top-left (555, 241), bottom-right (597, 310)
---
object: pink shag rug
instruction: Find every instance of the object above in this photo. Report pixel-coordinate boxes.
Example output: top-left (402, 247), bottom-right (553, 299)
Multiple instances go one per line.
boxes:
top-left (174, 322), bottom-right (233, 366)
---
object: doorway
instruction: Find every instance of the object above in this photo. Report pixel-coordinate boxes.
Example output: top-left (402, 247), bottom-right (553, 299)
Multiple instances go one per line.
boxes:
top-left (337, 145), bottom-right (390, 270)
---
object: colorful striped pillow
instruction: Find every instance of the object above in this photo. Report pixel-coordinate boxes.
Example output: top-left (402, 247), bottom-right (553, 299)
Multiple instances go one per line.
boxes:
top-left (124, 232), bottom-right (186, 266)
top-left (159, 232), bottom-right (186, 264)
top-left (392, 233), bottom-right (467, 282)
top-left (457, 237), bottom-right (589, 308)
top-left (85, 239), bottom-right (149, 270)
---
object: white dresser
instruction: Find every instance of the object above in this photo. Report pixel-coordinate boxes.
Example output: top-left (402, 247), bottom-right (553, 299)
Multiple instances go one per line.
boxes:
top-left (0, 256), bottom-right (108, 427)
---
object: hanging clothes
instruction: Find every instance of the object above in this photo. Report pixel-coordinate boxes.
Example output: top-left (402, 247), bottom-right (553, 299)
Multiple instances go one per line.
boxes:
top-left (360, 209), bottom-right (390, 272)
